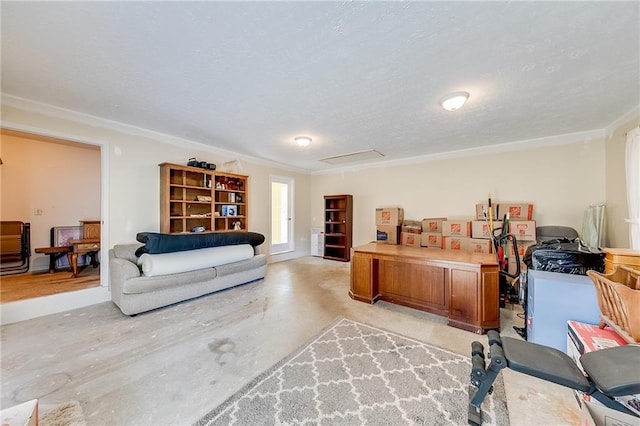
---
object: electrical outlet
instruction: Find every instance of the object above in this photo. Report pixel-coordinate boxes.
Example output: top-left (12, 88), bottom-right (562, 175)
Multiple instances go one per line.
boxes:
top-left (34, 208), bottom-right (43, 216)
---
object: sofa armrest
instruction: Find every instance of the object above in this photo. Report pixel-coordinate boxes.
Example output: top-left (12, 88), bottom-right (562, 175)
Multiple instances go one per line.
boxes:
top-left (111, 258), bottom-right (141, 281)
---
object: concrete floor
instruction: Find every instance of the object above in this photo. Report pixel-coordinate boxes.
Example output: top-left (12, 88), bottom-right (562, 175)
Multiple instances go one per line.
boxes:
top-left (0, 257), bottom-right (580, 425)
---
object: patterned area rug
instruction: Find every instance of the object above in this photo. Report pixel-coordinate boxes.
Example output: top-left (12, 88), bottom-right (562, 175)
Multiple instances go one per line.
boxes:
top-left (195, 318), bottom-right (509, 425)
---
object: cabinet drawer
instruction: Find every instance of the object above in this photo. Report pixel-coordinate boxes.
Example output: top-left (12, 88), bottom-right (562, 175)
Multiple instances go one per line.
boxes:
top-left (76, 243), bottom-right (100, 251)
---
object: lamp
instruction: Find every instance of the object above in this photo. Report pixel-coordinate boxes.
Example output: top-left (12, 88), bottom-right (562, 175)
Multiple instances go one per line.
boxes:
top-left (440, 92), bottom-right (470, 111)
top-left (294, 136), bottom-right (312, 147)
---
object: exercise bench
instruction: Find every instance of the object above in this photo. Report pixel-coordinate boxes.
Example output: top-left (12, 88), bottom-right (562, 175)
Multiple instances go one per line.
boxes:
top-left (468, 330), bottom-right (640, 425)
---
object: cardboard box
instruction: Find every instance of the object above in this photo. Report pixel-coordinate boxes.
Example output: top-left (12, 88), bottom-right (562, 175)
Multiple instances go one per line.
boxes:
top-left (421, 232), bottom-right (443, 248)
top-left (376, 225), bottom-right (401, 244)
top-left (568, 321), bottom-right (640, 419)
top-left (442, 220), bottom-right (472, 237)
top-left (442, 236), bottom-right (470, 251)
top-left (402, 220), bottom-right (422, 234)
top-left (507, 258), bottom-right (526, 277)
top-left (500, 203), bottom-right (534, 221)
top-left (421, 217), bottom-right (447, 233)
top-left (509, 220), bottom-right (537, 241)
top-left (467, 238), bottom-right (493, 254)
top-left (475, 203), bottom-right (498, 220)
top-left (567, 320), bottom-right (628, 362)
top-left (376, 208), bottom-right (404, 226)
top-left (471, 220), bottom-right (503, 239)
top-left (507, 240), bottom-right (536, 258)
top-left (401, 232), bottom-right (421, 247)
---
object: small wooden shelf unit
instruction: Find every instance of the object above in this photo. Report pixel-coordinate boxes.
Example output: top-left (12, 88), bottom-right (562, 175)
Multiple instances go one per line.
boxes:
top-left (323, 195), bottom-right (353, 262)
top-left (160, 163), bottom-right (249, 233)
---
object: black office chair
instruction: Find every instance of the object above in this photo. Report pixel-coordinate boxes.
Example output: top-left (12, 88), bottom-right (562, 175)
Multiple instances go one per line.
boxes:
top-left (536, 225), bottom-right (579, 243)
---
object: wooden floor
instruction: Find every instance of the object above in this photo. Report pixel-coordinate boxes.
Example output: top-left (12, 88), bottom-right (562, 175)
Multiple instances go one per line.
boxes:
top-left (0, 267), bottom-right (100, 303)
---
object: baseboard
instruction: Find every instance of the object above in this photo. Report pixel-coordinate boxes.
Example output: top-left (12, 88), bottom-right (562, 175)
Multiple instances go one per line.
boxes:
top-left (0, 286), bottom-right (111, 325)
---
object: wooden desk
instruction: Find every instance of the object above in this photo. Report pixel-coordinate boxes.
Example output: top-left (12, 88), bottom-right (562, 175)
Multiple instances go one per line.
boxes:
top-left (67, 238), bottom-right (100, 278)
top-left (350, 243), bottom-right (500, 334)
top-left (34, 246), bottom-right (72, 273)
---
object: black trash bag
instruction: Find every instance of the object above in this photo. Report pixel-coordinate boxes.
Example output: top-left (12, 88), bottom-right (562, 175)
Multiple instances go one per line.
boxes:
top-left (523, 238), bottom-right (604, 275)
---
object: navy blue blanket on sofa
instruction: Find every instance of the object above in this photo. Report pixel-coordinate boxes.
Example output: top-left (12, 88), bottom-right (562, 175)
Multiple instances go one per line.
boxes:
top-left (135, 231), bottom-right (265, 257)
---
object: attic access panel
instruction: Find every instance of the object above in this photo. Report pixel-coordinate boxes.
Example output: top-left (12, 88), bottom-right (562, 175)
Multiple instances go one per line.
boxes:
top-left (320, 150), bottom-right (384, 165)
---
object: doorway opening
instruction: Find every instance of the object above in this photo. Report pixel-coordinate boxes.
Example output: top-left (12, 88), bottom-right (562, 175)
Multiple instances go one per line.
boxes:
top-left (0, 128), bottom-right (102, 303)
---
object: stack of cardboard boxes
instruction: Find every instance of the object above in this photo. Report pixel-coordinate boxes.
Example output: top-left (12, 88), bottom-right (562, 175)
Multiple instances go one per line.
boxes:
top-left (420, 218), bottom-right (446, 248)
top-left (400, 220), bottom-right (422, 247)
top-left (375, 207), bottom-right (403, 244)
top-left (375, 202), bottom-right (537, 266)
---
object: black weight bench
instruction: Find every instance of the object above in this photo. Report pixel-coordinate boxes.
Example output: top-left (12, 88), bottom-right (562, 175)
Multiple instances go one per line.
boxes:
top-left (468, 331), bottom-right (640, 425)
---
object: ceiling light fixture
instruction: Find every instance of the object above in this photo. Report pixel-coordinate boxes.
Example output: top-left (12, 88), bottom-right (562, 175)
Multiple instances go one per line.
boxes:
top-left (440, 91), bottom-right (470, 111)
top-left (294, 136), bottom-right (312, 147)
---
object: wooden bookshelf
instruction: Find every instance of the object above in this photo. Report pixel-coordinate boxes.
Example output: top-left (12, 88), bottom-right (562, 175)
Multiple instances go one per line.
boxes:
top-left (159, 163), bottom-right (249, 233)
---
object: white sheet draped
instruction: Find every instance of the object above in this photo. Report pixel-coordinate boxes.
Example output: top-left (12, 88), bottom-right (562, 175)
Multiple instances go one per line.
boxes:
top-left (626, 126), bottom-right (640, 249)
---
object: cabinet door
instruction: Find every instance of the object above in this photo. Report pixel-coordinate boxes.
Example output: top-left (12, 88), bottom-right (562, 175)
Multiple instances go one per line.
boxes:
top-left (350, 252), bottom-right (376, 303)
top-left (378, 260), bottom-right (446, 312)
top-left (449, 268), bottom-right (479, 324)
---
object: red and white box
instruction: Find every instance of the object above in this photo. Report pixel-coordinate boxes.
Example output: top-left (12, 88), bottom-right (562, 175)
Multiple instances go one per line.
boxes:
top-left (567, 321), bottom-right (640, 420)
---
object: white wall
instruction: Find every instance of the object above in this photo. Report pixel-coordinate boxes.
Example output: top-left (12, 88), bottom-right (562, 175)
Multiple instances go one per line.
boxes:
top-left (311, 140), bottom-right (607, 248)
top-left (0, 133), bottom-right (101, 271)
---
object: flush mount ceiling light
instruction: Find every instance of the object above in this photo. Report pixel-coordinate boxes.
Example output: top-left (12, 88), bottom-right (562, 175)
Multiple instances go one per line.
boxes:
top-left (440, 91), bottom-right (470, 111)
top-left (294, 136), bottom-right (312, 147)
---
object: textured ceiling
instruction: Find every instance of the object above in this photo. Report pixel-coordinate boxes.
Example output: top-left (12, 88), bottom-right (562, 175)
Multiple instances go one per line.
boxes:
top-left (2, 2), bottom-right (639, 172)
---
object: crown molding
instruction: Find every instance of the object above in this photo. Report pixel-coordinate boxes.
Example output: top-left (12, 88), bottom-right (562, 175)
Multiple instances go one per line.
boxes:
top-left (1, 93), bottom-right (309, 175)
top-left (311, 128), bottom-right (606, 175)
top-left (605, 104), bottom-right (640, 139)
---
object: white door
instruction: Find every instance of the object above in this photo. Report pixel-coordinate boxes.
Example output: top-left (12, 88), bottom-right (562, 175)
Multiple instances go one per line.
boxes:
top-left (270, 175), bottom-right (294, 254)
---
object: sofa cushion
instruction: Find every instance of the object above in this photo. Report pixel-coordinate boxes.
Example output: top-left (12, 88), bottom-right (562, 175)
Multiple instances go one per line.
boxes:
top-left (137, 244), bottom-right (254, 277)
top-left (215, 254), bottom-right (267, 277)
top-left (122, 267), bottom-right (218, 294)
top-left (135, 231), bottom-right (265, 256)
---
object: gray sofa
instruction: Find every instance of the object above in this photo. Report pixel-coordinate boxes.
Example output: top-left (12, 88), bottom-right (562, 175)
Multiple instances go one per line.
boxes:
top-left (109, 243), bottom-right (267, 315)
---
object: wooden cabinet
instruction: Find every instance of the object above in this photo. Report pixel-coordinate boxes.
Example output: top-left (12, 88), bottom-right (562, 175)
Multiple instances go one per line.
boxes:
top-left (159, 163), bottom-right (249, 233)
top-left (350, 243), bottom-right (500, 334)
top-left (324, 195), bottom-right (352, 262)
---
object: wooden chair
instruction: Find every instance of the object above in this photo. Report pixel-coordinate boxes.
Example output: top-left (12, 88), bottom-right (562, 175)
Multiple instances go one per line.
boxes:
top-left (0, 221), bottom-right (31, 275)
top-left (587, 266), bottom-right (640, 343)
